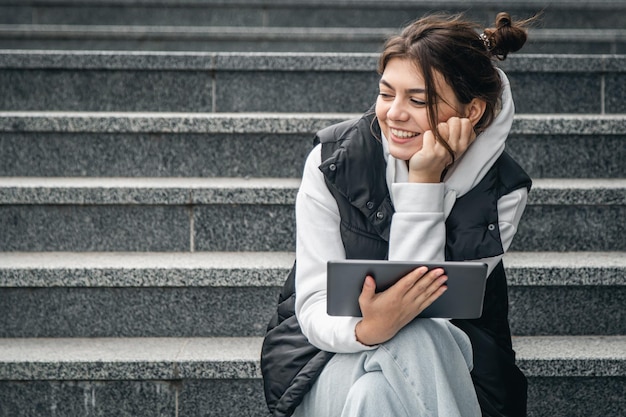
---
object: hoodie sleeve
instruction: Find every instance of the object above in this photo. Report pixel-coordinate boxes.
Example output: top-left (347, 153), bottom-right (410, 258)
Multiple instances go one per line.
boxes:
top-left (294, 144), bottom-right (375, 353)
top-left (388, 182), bottom-right (446, 262)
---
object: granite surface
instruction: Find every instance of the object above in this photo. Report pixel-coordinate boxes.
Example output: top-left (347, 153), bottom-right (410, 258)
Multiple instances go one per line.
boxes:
top-left (527, 377), bottom-right (626, 417)
top-left (0, 337), bottom-right (263, 380)
top-left (606, 73), bottom-right (626, 113)
top-left (0, 177), bottom-right (301, 205)
top-left (0, 205), bottom-right (191, 251)
top-left (194, 204), bottom-right (296, 251)
top-left (1, 112), bottom-right (623, 134)
top-left (506, 134), bottom-right (626, 178)
top-left (515, 336), bottom-right (626, 376)
top-left (0, 335), bottom-right (624, 416)
top-left (2, 51), bottom-right (623, 73)
top-left (508, 72), bottom-right (601, 114)
top-left (0, 251), bottom-right (623, 287)
top-left (0, 251), bottom-right (295, 287)
top-left (0, 69), bottom-right (215, 112)
top-left (0, 281), bottom-right (620, 338)
top-left (509, 286), bottom-right (625, 335)
top-left (214, 70), bottom-right (378, 113)
top-left (512, 204), bottom-right (626, 251)
top-left (0, 52), bottom-right (624, 113)
top-left (0, 113), bottom-right (623, 178)
top-left (527, 179), bottom-right (626, 205)
top-left (2, 25), bottom-right (626, 54)
top-left (503, 251), bottom-right (626, 286)
top-left (1, 335), bottom-right (625, 380)
top-left (3, 0), bottom-right (626, 29)
top-left (0, 178), bottom-right (624, 251)
top-left (0, 277), bottom-right (620, 337)
top-left (0, 380), bottom-right (178, 417)
top-left (0, 112), bottom-right (354, 133)
top-left (0, 123), bottom-right (623, 179)
top-left (0, 286), bottom-right (277, 337)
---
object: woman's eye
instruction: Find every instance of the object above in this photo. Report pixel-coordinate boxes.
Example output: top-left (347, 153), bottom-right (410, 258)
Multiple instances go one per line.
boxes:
top-left (379, 92), bottom-right (394, 100)
top-left (410, 98), bottom-right (426, 106)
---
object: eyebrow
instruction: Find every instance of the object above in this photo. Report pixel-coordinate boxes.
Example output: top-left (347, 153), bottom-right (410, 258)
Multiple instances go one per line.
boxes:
top-left (379, 79), bottom-right (425, 94)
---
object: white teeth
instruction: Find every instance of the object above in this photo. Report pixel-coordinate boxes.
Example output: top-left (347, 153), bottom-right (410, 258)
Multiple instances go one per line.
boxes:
top-left (391, 128), bottom-right (418, 139)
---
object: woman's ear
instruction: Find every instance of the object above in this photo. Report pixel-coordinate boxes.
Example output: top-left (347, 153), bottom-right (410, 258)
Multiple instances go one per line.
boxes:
top-left (466, 98), bottom-right (487, 127)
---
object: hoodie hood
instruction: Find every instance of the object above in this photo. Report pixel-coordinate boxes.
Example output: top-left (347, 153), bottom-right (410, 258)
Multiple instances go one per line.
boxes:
top-left (383, 68), bottom-right (514, 218)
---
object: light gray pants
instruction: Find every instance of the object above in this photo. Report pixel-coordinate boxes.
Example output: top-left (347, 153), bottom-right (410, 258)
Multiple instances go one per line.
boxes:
top-left (293, 318), bottom-right (481, 417)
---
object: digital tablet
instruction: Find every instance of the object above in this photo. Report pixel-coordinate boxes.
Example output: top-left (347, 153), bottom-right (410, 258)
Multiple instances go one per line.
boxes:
top-left (327, 260), bottom-right (488, 319)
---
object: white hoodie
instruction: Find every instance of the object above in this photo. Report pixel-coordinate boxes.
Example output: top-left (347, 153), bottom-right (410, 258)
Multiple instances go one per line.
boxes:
top-left (295, 70), bottom-right (528, 353)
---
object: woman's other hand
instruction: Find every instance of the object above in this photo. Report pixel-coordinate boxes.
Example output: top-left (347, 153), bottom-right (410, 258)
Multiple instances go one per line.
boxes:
top-left (408, 117), bottom-right (476, 183)
top-left (355, 267), bottom-right (448, 346)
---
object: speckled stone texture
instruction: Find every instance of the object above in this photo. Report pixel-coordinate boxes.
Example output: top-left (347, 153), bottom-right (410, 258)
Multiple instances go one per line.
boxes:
top-left (0, 336), bottom-right (623, 416)
top-left (0, 281), bottom-right (621, 338)
top-left (527, 377), bottom-right (626, 417)
top-left (0, 379), bottom-right (270, 417)
top-left (1, 201), bottom-right (623, 252)
top-left (0, 178), bottom-right (623, 251)
top-left (3, 0), bottom-right (625, 28)
top-left (508, 73), bottom-right (601, 114)
top-left (215, 70), bottom-right (378, 113)
top-left (509, 286), bottom-right (626, 336)
top-left (512, 205), bottom-right (626, 252)
top-left (506, 133), bottom-right (626, 179)
top-left (0, 132), bottom-right (316, 178)
top-left (1, 53), bottom-right (624, 113)
top-left (0, 380), bottom-right (178, 417)
top-left (0, 287), bottom-right (278, 337)
top-left (0, 69), bottom-right (214, 112)
top-left (606, 73), bottom-right (626, 113)
top-left (0, 251), bottom-right (295, 287)
top-left (0, 205), bottom-right (191, 251)
top-left (0, 250), bottom-right (622, 338)
top-left (0, 113), bottom-right (624, 178)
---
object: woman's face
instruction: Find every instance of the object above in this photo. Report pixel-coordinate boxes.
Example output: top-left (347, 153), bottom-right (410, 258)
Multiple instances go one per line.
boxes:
top-left (375, 57), bottom-right (466, 161)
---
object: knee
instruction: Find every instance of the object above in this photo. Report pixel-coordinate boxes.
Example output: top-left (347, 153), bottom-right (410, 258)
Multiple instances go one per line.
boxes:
top-left (386, 318), bottom-right (450, 348)
top-left (344, 372), bottom-right (406, 415)
top-left (382, 319), bottom-right (473, 369)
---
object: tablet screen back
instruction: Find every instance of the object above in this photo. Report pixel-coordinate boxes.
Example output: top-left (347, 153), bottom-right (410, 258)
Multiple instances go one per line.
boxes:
top-left (327, 260), bottom-right (488, 319)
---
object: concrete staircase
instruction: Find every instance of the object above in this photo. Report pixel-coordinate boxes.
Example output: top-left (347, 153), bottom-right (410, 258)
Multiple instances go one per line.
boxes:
top-left (1, 0), bottom-right (626, 53)
top-left (0, 1), bottom-right (625, 416)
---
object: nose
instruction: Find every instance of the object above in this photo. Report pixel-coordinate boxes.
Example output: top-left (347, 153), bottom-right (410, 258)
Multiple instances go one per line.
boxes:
top-left (387, 97), bottom-right (409, 121)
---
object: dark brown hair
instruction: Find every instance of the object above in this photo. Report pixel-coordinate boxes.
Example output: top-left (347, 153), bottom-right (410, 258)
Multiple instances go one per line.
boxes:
top-left (378, 12), bottom-right (535, 157)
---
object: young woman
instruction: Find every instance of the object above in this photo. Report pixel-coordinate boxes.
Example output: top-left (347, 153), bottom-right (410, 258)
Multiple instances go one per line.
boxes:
top-left (262, 12), bottom-right (534, 417)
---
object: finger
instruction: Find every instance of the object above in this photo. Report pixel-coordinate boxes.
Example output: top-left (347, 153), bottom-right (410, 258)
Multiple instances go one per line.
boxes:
top-left (436, 122), bottom-right (450, 144)
top-left (416, 281), bottom-right (448, 311)
top-left (389, 266), bottom-right (426, 294)
top-left (421, 130), bottom-right (437, 152)
top-left (445, 117), bottom-right (461, 145)
top-left (407, 267), bottom-right (445, 296)
top-left (407, 275), bottom-right (447, 314)
top-left (358, 275), bottom-right (377, 305)
top-left (460, 118), bottom-right (476, 147)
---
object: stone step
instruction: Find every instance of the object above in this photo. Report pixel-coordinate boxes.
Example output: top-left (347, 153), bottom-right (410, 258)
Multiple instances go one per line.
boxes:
top-left (0, 335), bottom-right (624, 416)
top-left (0, 177), bottom-right (624, 252)
top-left (1, 25), bottom-right (625, 54)
top-left (1, 51), bottom-right (624, 113)
top-left (0, 251), bottom-right (623, 337)
top-left (2, 0), bottom-right (624, 29)
top-left (1, 112), bottom-right (624, 179)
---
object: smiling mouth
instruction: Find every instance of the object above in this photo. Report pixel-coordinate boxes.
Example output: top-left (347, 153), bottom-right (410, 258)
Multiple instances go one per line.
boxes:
top-left (390, 128), bottom-right (419, 139)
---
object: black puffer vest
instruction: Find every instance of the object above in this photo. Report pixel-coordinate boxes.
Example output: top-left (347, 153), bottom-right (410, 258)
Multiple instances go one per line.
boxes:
top-left (262, 112), bottom-right (532, 417)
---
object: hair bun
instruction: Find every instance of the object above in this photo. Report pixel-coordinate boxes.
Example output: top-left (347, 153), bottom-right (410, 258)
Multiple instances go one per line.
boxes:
top-left (483, 11), bottom-right (536, 60)
top-left (496, 12), bottom-right (512, 28)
